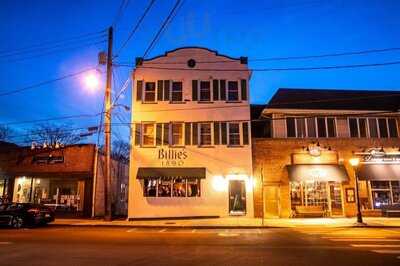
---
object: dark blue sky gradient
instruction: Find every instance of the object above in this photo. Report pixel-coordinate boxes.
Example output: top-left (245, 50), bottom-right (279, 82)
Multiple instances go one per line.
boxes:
top-left (1, 0), bottom-right (400, 144)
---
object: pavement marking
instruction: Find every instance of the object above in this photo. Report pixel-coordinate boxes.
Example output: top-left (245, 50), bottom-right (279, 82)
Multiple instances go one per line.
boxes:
top-left (126, 228), bottom-right (137, 233)
top-left (218, 233), bottom-right (240, 237)
top-left (371, 250), bottom-right (400, 254)
top-left (351, 244), bottom-right (400, 248)
top-left (159, 229), bottom-right (167, 233)
top-left (322, 236), bottom-right (386, 239)
top-left (191, 229), bottom-right (196, 233)
top-left (0, 242), bottom-right (12, 245)
top-left (328, 238), bottom-right (400, 242)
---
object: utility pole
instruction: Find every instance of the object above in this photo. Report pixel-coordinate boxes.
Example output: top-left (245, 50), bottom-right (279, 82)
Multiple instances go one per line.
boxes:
top-left (104, 26), bottom-right (113, 221)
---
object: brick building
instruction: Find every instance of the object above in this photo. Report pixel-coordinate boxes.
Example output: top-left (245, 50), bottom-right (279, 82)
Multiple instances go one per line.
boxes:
top-left (252, 89), bottom-right (400, 218)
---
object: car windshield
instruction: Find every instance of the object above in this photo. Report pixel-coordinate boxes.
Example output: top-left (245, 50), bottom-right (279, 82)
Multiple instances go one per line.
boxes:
top-left (6, 204), bottom-right (25, 211)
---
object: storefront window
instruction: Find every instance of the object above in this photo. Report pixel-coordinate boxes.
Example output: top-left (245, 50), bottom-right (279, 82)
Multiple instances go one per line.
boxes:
top-left (158, 179), bottom-right (172, 197)
top-left (143, 179), bottom-right (157, 197)
top-left (370, 181), bottom-right (391, 209)
top-left (173, 178), bottom-right (186, 197)
top-left (187, 178), bottom-right (200, 197)
top-left (392, 181), bottom-right (400, 204)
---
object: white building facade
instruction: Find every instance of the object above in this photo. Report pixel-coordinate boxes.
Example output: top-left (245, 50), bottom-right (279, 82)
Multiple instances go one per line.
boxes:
top-left (128, 47), bottom-right (254, 219)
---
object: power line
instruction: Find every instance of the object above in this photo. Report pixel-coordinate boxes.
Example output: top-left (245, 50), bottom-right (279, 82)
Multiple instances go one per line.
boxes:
top-left (0, 113), bottom-right (102, 127)
top-left (0, 67), bottom-right (98, 97)
top-left (142, 0), bottom-right (182, 59)
top-left (112, 0), bottom-right (130, 27)
top-left (115, 0), bottom-right (156, 57)
top-left (117, 60), bottom-right (400, 71)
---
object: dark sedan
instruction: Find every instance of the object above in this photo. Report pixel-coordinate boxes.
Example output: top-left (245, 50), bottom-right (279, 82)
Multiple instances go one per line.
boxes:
top-left (0, 203), bottom-right (55, 228)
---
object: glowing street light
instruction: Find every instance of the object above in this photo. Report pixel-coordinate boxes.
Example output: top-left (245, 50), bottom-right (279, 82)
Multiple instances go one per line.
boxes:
top-left (349, 157), bottom-right (360, 167)
top-left (84, 72), bottom-right (100, 91)
top-left (350, 157), bottom-right (364, 224)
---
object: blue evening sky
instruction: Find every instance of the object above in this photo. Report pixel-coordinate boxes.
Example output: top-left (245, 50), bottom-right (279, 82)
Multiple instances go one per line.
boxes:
top-left (0, 0), bottom-right (399, 144)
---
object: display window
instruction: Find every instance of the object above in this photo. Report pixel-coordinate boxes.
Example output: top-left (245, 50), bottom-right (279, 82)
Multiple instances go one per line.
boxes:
top-left (143, 178), bottom-right (201, 198)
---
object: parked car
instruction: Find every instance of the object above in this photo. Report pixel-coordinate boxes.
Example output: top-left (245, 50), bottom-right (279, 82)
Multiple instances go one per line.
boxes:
top-left (0, 203), bottom-right (55, 228)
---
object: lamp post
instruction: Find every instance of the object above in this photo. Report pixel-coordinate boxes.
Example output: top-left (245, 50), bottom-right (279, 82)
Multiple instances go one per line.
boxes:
top-left (349, 157), bottom-right (363, 224)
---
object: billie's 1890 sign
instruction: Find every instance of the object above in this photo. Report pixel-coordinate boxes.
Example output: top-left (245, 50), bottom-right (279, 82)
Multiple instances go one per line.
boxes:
top-left (158, 148), bottom-right (188, 166)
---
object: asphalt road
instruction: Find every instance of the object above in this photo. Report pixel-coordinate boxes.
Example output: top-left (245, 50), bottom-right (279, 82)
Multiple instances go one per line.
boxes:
top-left (0, 225), bottom-right (400, 266)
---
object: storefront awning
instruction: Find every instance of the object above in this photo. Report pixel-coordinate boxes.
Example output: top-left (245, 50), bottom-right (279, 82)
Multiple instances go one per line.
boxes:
top-left (286, 164), bottom-right (349, 182)
top-left (136, 167), bottom-right (206, 179)
top-left (358, 163), bottom-right (400, 180)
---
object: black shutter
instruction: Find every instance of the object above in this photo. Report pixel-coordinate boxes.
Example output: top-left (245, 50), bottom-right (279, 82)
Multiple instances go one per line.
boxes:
top-left (219, 80), bottom-right (226, 101)
top-left (221, 122), bottom-right (227, 145)
top-left (136, 80), bottom-right (143, 101)
top-left (192, 123), bottom-right (198, 145)
top-left (192, 80), bottom-right (198, 101)
top-left (163, 123), bottom-right (170, 145)
top-left (241, 79), bottom-right (247, 101)
top-left (185, 123), bottom-right (191, 145)
top-left (157, 80), bottom-right (163, 101)
top-left (213, 80), bottom-right (219, 101)
top-left (134, 123), bottom-right (141, 146)
top-left (214, 122), bottom-right (220, 145)
top-left (156, 123), bottom-right (162, 145)
top-left (164, 80), bottom-right (170, 101)
top-left (242, 122), bottom-right (249, 145)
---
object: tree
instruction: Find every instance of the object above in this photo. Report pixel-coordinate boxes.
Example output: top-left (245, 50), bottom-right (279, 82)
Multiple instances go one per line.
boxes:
top-left (25, 123), bottom-right (83, 146)
top-left (111, 140), bottom-right (130, 163)
top-left (0, 125), bottom-right (12, 141)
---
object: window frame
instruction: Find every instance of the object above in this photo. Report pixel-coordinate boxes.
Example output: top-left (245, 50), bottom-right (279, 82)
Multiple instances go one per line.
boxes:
top-left (170, 81), bottom-right (184, 103)
top-left (227, 80), bottom-right (240, 102)
top-left (198, 122), bottom-right (213, 146)
top-left (285, 116), bottom-right (337, 138)
top-left (348, 117), bottom-right (398, 139)
top-left (199, 80), bottom-right (212, 102)
top-left (142, 178), bottom-right (201, 198)
top-left (143, 81), bottom-right (157, 103)
top-left (228, 122), bottom-right (241, 146)
top-left (141, 122), bottom-right (156, 147)
top-left (170, 122), bottom-right (184, 147)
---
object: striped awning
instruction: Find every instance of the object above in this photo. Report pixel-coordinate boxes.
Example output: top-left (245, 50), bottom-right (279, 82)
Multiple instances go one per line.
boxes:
top-left (136, 167), bottom-right (206, 179)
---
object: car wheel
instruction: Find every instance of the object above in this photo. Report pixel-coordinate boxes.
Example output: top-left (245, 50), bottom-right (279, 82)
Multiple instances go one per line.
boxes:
top-left (11, 216), bottom-right (24, 229)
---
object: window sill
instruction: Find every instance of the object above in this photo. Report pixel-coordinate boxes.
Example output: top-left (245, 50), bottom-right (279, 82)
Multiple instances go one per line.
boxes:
top-left (169, 101), bottom-right (186, 104)
top-left (227, 145), bottom-right (244, 148)
top-left (140, 145), bottom-right (157, 148)
top-left (169, 145), bottom-right (185, 148)
top-left (197, 101), bottom-right (214, 104)
top-left (197, 145), bottom-right (215, 148)
top-left (225, 100), bottom-right (242, 103)
top-left (141, 101), bottom-right (158, 104)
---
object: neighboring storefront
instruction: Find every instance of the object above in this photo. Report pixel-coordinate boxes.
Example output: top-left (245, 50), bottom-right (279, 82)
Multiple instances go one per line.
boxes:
top-left (0, 144), bottom-right (128, 217)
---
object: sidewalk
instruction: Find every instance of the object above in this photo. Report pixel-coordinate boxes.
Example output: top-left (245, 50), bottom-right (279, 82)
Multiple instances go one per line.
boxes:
top-left (52, 217), bottom-right (400, 229)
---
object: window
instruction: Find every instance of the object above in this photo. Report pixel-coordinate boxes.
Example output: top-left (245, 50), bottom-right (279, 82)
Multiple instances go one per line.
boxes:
top-left (142, 123), bottom-right (155, 146)
top-left (228, 123), bottom-right (240, 146)
top-left (158, 179), bottom-right (172, 197)
top-left (143, 178), bottom-right (201, 197)
top-left (327, 118), bottom-right (336, 137)
top-left (368, 118), bottom-right (378, 138)
top-left (144, 82), bottom-right (156, 102)
top-left (143, 179), bottom-right (157, 197)
top-left (171, 81), bottom-right (183, 102)
top-left (296, 118), bottom-right (306, 138)
top-left (227, 81), bottom-right (239, 101)
top-left (199, 81), bottom-right (211, 101)
top-left (378, 118), bottom-right (389, 138)
top-left (388, 118), bottom-right (398, 138)
top-left (370, 181), bottom-right (391, 209)
top-left (349, 118), bottom-right (358, 138)
top-left (317, 117), bottom-right (327, 138)
top-left (173, 178), bottom-right (186, 197)
top-left (199, 123), bottom-right (212, 146)
top-left (307, 117), bottom-right (316, 137)
top-left (359, 118), bottom-right (367, 138)
top-left (286, 117), bottom-right (296, 138)
top-left (171, 123), bottom-right (184, 146)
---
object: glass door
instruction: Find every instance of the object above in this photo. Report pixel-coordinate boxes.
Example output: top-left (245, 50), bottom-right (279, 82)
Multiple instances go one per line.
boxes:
top-left (329, 182), bottom-right (343, 216)
top-left (229, 180), bottom-right (246, 215)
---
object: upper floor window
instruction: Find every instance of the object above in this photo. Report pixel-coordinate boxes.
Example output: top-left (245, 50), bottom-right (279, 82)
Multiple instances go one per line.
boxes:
top-left (199, 81), bottom-right (211, 102)
top-left (227, 81), bottom-right (239, 101)
top-left (171, 81), bottom-right (183, 102)
top-left (171, 123), bottom-right (184, 146)
top-left (199, 123), bottom-right (212, 146)
top-left (349, 117), bottom-right (398, 138)
top-left (228, 123), bottom-right (241, 146)
top-left (286, 117), bottom-right (336, 138)
top-left (142, 123), bottom-right (155, 146)
top-left (144, 82), bottom-right (156, 102)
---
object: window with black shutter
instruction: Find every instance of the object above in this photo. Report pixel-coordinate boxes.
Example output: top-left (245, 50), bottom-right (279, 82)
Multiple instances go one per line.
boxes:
top-left (136, 80), bottom-right (143, 101)
top-left (219, 80), bottom-right (226, 100)
top-left (157, 80), bottom-right (163, 101)
top-left (134, 123), bottom-right (141, 146)
top-left (192, 80), bottom-right (198, 101)
top-left (241, 79), bottom-right (247, 101)
top-left (221, 122), bottom-right (227, 145)
top-left (214, 122), bottom-right (220, 145)
top-left (163, 123), bottom-right (170, 145)
top-left (185, 123), bottom-right (191, 145)
top-left (213, 80), bottom-right (219, 101)
top-left (163, 80), bottom-right (170, 101)
top-left (156, 123), bottom-right (162, 145)
top-left (192, 123), bottom-right (198, 145)
top-left (242, 122), bottom-right (249, 145)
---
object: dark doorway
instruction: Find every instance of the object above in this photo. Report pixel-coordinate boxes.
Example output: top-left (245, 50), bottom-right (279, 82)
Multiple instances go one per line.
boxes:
top-left (229, 180), bottom-right (246, 215)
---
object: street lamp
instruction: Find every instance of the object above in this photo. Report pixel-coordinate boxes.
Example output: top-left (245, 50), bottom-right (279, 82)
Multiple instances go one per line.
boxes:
top-left (84, 72), bottom-right (100, 91)
top-left (349, 157), bottom-right (364, 224)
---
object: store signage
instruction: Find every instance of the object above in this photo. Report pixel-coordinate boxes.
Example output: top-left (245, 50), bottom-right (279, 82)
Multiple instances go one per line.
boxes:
top-left (32, 154), bottom-right (64, 164)
top-left (158, 148), bottom-right (188, 166)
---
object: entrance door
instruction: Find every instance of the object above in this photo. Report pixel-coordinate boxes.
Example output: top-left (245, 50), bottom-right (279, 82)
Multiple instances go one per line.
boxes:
top-left (329, 182), bottom-right (343, 216)
top-left (229, 180), bottom-right (246, 215)
top-left (264, 186), bottom-right (280, 218)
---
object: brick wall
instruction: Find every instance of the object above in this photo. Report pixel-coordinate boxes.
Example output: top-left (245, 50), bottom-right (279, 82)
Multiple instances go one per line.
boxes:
top-left (252, 138), bottom-right (400, 218)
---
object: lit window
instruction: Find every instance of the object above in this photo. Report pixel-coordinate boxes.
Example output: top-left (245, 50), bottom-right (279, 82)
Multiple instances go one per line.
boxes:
top-left (199, 123), bottom-right (212, 146)
top-left (143, 178), bottom-right (201, 198)
top-left (142, 123), bottom-right (155, 146)
top-left (143, 179), bottom-right (157, 197)
top-left (173, 178), bottom-right (186, 197)
top-left (144, 82), bottom-right (156, 102)
top-left (171, 123), bottom-right (184, 146)
top-left (187, 178), bottom-right (201, 197)
top-left (158, 179), bottom-right (172, 197)
top-left (228, 123), bottom-right (240, 146)
top-left (227, 81), bottom-right (239, 101)
top-left (199, 81), bottom-right (211, 101)
top-left (171, 81), bottom-right (183, 102)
